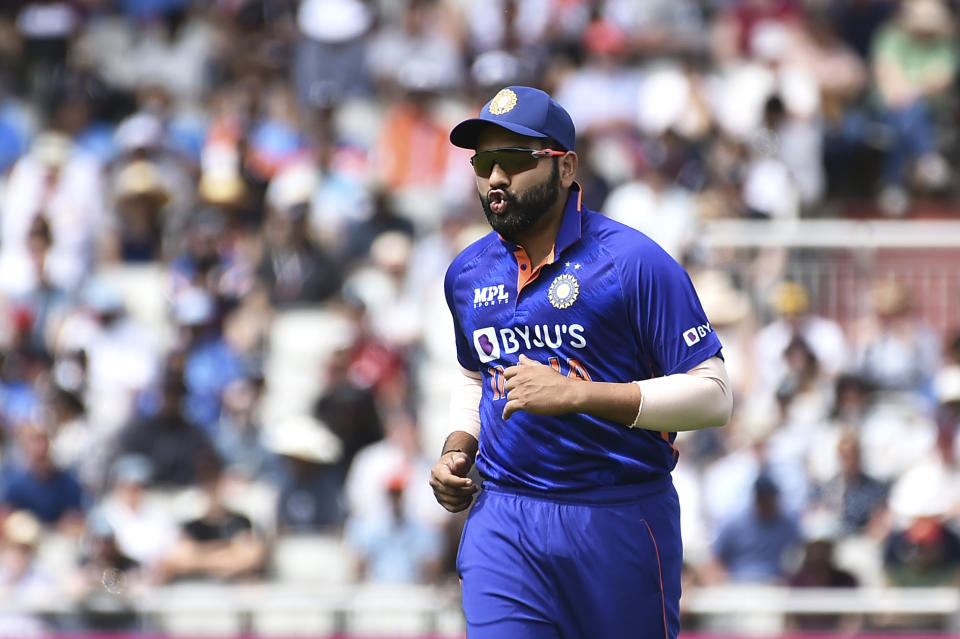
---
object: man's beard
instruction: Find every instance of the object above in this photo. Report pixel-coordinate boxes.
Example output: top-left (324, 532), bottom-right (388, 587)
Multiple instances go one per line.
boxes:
top-left (480, 161), bottom-right (560, 241)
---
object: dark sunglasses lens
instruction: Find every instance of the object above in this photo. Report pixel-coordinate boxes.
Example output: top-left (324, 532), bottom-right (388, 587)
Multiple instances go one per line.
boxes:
top-left (471, 150), bottom-right (537, 177)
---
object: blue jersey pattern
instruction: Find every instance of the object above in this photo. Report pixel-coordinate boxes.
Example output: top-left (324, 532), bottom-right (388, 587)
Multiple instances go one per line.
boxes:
top-left (444, 185), bottom-right (722, 491)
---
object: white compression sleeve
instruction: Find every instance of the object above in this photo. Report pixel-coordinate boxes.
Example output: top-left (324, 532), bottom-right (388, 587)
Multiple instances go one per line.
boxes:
top-left (448, 366), bottom-right (482, 439)
top-left (630, 356), bottom-right (732, 431)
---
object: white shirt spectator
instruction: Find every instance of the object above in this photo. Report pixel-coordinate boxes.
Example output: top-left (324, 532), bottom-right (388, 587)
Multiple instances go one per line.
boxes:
top-left (0, 141), bottom-right (105, 296)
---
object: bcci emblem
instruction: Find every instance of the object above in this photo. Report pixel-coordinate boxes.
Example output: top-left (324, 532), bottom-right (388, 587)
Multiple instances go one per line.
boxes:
top-left (489, 88), bottom-right (518, 115)
top-left (548, 274), bottom-right (579, 309)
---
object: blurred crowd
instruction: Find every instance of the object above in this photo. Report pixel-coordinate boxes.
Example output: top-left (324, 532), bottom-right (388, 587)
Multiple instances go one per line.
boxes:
top-left (0, 0), bottom-right (959, 634)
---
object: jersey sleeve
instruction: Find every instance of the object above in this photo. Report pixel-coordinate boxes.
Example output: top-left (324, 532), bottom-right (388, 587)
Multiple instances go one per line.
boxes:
top-left (621, 237), bottom-right (722, 376)
top-left (444, 260), bottom-right (481, 373)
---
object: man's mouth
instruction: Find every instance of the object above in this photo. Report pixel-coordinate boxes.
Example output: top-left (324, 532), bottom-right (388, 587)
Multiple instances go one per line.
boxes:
top-left (487, 190), bottom-right (508, 215)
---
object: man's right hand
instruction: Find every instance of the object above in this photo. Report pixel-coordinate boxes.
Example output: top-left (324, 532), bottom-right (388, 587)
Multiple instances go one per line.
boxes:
top-left (429, 451), bottom-right (478, 512)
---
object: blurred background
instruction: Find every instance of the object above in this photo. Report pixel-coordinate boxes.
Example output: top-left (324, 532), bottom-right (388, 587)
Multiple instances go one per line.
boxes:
top-left (0, 0), bottom-right (959, 637)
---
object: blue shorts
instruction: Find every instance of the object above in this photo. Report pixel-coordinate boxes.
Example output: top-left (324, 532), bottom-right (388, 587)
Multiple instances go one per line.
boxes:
top-left (457, 477), bottom-right (682, 639)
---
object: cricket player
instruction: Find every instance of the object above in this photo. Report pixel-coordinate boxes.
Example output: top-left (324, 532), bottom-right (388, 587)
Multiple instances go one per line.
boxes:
top-left (429, 86), bottom-right (732, 639)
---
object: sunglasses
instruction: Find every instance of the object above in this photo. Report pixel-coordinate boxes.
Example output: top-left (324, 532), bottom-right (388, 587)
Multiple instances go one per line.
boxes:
top-left (469, 147), bottom-right (566, 178)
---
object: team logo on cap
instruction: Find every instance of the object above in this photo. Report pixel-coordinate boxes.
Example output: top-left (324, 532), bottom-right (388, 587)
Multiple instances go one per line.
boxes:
top-left (548, 274), bottom-right (579, 309)
top-left (489, 88), bottom-right (518, 115)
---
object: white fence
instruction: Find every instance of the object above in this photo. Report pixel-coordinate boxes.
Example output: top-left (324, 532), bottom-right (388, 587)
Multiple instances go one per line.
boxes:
top-left (6, 583), bottom-right (960, 636)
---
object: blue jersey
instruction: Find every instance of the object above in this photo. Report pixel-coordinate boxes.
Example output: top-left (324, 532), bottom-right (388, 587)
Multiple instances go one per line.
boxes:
top-left (444, 184), bottom-right (722, 491)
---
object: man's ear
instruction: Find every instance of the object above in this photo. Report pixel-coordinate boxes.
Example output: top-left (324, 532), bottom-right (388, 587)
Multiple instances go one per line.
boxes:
top-left (560, 152), bottom-right (579, 188)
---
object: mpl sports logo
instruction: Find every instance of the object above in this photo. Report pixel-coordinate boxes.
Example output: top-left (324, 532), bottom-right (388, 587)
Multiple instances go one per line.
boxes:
top-left (683, 323), bottom-right (714, 347)
top-left (474, 284), bottom-right (509, 308)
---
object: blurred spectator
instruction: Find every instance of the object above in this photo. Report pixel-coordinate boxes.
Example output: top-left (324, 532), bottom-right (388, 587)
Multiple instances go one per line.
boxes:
top-left (604, 0), bottom-right (706, 56)
top-left (887, 384), bottom-right (960, 534)
top-left (313, 343), bottom-right (384, 471)
top-left (17, 215), bottom-right (69, 351)
top-left (110, 110), bottom-right (196, 226)
top-left (345, 230), bottom-right (422, 348)
top-left (786, 513), bottom-right (859, 631)
top-left (268, 415), bottom-right (346, 532)
top-left (345, 410), bottom-right (441, 529)
top-left (245, 83), bottom-right (312, 184)
top-left (0, 510), bottom-right (56, 636)
top-left (173, 288), bottom-right (247, 431)
top-left (711, 0), bottom-right (806, 63)
top-left (761, 337), bottom-right (830, 515)
top-left (257, 194), bottom-right (342, 307)
top-left (90, 455), bottom-right (179, 580)
top-left (106, 159), bottom-right (172, 263)
top-left (214, 377), bottom-right (280, 483)
top-left (109, 371), bottom-right (219, 488)
top-left (884, 515), bottom-right (960, 586)
top-left (855, 279), bottom-right (940, 397)
top-left (775, 336), bottom-right (832, 423)
top-left (0, 343), bottom-right (49, 434)
top-left (0, 130), bottom-right (105, 297)
top-left (5, 215), bottom-right (68, 351)
top-left (811, 429), bottom-right (890, 537)
top-left (307, 138), bottom-right (375, 249)
top-left (753, 281), bottom-right (848, 401)
top-left (79, 5), bottom-right (215, 108)
top-left (701, 417), bottom-right (767, 530)
top-left (294, 0), bottom-right (373, 107)
top-left (46, 386), bottom-right (104, 492)
top-left (15, 1), bottom-right (80, 99)
top-left (66, 511), bottom-right (143, 632)
top-left (553, 16), bottom-right (642, 135)
top-left (72, 279), bottom-right (162, 434)
top-left (803, 375), bottom-right (874, 486)
top-left (366, 0), bottom-right (462, 92)
top-left (785, 11), bottom-right (867, 124)
top-left (346, 470), bottom-right (441, 584)
top-left (158, 465), bottom-right (266, 583)
top-left (375, 84), bottom-right (454, 198)
top-left (871, 0), bottom-right (958, 215)
top-left (710, 475), bottom-right (802, 583)
top-left (461, 0), bottom-right (550, 57)
top-left (857, 390), bottom-right (938, 484)
top-left (168, 208), bottom-right (234, 297)
top-left (603, 159), bottom-right (698, 261)
top-left (342, 188), bottom-right (415, 267)
top-left (0, 425), bottom-right (85, 533)
top-left (741, 103), bottom-right (802, 219)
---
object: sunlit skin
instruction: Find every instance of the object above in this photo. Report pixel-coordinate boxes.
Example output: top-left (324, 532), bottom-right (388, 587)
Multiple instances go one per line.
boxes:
top-left (474, 127), bottom-right (577, 267)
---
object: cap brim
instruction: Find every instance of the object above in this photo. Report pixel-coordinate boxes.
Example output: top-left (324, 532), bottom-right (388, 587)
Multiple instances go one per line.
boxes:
top-left (450, 117), bottom-right (549, 149)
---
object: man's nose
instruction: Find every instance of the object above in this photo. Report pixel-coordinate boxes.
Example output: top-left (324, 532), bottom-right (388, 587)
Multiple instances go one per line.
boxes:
top-left (488, 162), bottom-right (510, 189)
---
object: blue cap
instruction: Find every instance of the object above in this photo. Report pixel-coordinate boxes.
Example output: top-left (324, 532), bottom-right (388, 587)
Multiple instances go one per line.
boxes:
top-left (450, 86), bottom-right (576, 151)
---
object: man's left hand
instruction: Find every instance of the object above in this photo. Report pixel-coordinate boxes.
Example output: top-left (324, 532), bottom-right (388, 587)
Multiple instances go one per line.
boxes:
top-left (502, 354), bottom-right (575, 419)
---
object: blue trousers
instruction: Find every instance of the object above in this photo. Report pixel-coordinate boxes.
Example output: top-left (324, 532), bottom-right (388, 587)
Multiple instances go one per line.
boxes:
top-left (881, 99), bottom-right (935, 186)
top-left (457, 477), bottom-right (682, 639)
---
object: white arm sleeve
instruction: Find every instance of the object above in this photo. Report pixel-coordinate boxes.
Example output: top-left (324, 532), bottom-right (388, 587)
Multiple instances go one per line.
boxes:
top-left (630, 356), bottom-right (732, 431)
top-left (447, 366), bottom-right (482, 439)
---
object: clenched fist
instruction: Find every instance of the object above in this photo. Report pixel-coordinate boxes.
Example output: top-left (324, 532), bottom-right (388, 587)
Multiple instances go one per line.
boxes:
top-left (429, 450), bottom-right (477, 512)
